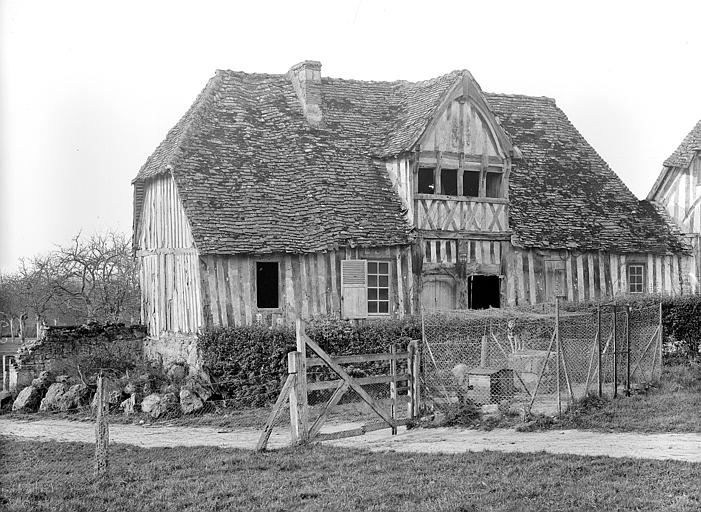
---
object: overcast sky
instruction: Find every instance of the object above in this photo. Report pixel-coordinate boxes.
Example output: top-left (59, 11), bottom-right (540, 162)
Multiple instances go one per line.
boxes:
top-left (1, 0), bottom-right (700, 272)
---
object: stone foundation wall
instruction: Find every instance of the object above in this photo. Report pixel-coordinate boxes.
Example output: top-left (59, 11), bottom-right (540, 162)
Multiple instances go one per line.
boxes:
top-left (143, 333), bottom-right (199, 370)
top-left (15, 323), bottom-right (147, 386)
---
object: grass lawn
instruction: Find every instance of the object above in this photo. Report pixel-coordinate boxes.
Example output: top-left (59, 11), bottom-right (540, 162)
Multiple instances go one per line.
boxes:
top-left (557, 361), bottom-right (701, 433)
top-left (1, 439), bottom-right (700, 512)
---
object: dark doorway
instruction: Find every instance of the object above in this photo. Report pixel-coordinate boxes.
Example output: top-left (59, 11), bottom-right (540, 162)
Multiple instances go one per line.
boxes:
top-left (469, 275), bottom-right (500, 309)
top-left (256, 262), bottom-right (279, 308)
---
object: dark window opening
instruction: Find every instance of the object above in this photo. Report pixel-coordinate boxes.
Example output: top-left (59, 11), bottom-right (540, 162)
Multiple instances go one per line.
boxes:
top-left (486, 173), bottom-right (502, 198)
top-left (469, 275), bottom-right (500, 309)
top-left (418, 168), bottom-right (435, 194)
top-left (441, 169), bottom-right (458, 195)
top-left (256, 262), bottom-right (279, 308)
top-left (463, 171), bottom-right (480, 197)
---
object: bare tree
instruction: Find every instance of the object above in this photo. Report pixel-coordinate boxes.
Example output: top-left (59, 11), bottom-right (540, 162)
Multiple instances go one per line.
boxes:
top-left (55, 231), bottom-right (139, 323)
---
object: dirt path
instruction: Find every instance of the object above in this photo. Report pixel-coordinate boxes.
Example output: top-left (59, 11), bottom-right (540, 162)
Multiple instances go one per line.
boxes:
top-left (2, 418), bottom-right (701, 462)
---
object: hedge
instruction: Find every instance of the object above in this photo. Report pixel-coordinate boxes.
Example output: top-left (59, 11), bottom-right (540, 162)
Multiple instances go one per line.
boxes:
top-left (198, 296), bottom-right (701, 407)
top-left (197, 317), bottom-right (420, 407)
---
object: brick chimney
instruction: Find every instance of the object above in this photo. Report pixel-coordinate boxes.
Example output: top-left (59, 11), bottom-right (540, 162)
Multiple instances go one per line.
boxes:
top-left (288, 60), bottom-right (323, 128)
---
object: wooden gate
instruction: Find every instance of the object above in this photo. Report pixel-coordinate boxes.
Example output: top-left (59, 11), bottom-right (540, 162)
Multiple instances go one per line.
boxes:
top-left (257, 320), bottom-right (420, 450)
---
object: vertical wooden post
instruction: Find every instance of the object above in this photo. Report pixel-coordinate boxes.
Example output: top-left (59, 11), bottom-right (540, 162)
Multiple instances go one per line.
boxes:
top-left (658, 302), bottom-right (663, 381)
top-left (412, 340), bottom-right (421, 416)
top-left (295, 319), bottom-right (309, 444)
top-left (94, 373), bottom-right (109, 479)
top-left (287, 351), bottom-right (301, 444)
top-left (555, 297), bottom-right (561, 418)
top-left (625, 305), bottom-right (631, 396)
top-left (613, 305), bottom-right (618, 398)
top-left (597, 305), bottom-right (602, 398)
top-left (390, 343), bottom-right (398, 434)
top-left (480, 335), bottom-right (489, 368)
top-left (407, 341), bottom-right (415, 419)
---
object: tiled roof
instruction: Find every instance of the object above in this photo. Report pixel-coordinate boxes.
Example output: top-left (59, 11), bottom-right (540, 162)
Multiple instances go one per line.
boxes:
top-left (134, 66), bottom-right (688, 256)
top-left (486, 93), bottom-right (689, 254)
top-left (133, 69), bottom-right (462, 254)
top-left (663, 119), bottom-right (701, 169)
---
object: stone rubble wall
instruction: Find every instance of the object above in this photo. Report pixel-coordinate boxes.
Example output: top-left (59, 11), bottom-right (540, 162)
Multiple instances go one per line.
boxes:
top-left (15, 323), bottom-right (147, 387)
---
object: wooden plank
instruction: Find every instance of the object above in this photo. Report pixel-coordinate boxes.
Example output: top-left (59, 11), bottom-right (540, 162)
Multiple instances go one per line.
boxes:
top-left (576, 254), bottom-right (585, 302)
top-left (610, 254), bottom-right (619, 296)
top-left (527, 251), bottom-right (537, 304)
top-left (405, 247), bottom-right (415, 315)
top-left (506, 245), bottom-right (516, 306)
top-left (300, 255), bottom-right (310, 319)
top-left (566, 252), bottom-right (574, 301)
top-left (655, 256), bottom-right (663, 294)
top-left (329, 251), bottom-right (340, 315)
top-left (307, 374), bottom-right (411, 391)
top-left (206, 255), bottom-right (221, 327)
top-left (671, 255), bottom-right (680, 295)
top-left (302, 334), bottom-right (396, 428)
top-left (284, 255), bottom-right (295, 322)
top-left (516, 250), bottom-right (526, 305)
top-left (242, 256), bottom-right (253, 325)
top-left (308, 381), bottom-right (349, 439)
top-left (256, 373), bottom-right (295, 451)
top-left (295, 321), bottom-right (309, 444)
top-left (215, 257), bottom-right (229, 327)
top-left (390, 344), bottom-right (398, 434)
top-left (307, 352), bottom-right (410, 366)
top-left (287, 351), bottom-right (301, 444)
top-left (619, 254), bottom-right (627, 294)
top-left (395, 247), bottom-right (405, 318)
top-left (587, 254), bottom-right (596, 301)
top-left (317, 252), bottom-right (328, 314)
top-left (664, 255), bottom-right (673, 294)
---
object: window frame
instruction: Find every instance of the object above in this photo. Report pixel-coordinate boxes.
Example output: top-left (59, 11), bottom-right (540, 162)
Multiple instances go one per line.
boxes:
top-left (627, 264), bottom-right (645, 294)
top-left (366, 260), bottom-right (391, 316)
top-left (255, 260), bottom-right (281, 310)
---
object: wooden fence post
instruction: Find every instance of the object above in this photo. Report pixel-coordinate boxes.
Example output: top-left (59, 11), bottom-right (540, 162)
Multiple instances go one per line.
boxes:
top-left (389, 343), bottom-right (397, 435)
top-left (94, 373), bottom-right (109, 479)
top-left (295, 320), bottom-right (309, 444)
top-left (407, 342), bottom-right (415, 419)
top-left (411, 340), bottom-right (421, 416)
top-left (287, 351), bottom-right (302, 445)
top-left (555, 297), bottom-right (561, 417)
top-left (597, 305), bottom-right (602, 398)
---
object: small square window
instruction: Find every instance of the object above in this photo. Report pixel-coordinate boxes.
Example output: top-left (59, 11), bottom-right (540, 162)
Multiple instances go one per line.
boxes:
top-left (367, 260), bottom-right (390, 315)
top-left (628, 264), bottom-right (645, 294)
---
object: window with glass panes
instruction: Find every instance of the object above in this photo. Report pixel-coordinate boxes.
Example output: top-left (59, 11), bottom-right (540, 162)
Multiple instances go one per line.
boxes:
top-left (367, 261), bottom-right (390, 314)
top-left (628, 264), bottom-right (644, 293)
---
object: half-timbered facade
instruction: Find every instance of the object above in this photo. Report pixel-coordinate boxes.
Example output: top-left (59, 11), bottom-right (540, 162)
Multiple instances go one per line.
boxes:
top-left (648, 119), bottom-right (701, 293)
top-left (133, 61), bottom-right (692, 352)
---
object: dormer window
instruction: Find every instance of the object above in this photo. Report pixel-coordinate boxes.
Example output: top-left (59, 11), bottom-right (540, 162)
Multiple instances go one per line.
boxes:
top-left (441, 169), bottom-right (458, 195)
top-left (418, 167), bottom-right (435, 194)
top-left (463, 171), bottom-right (480, 197)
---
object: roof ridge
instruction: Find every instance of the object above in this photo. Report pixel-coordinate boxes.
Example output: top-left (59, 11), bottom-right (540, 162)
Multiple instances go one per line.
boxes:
top-left (485, 91), bottom-right (557, 104)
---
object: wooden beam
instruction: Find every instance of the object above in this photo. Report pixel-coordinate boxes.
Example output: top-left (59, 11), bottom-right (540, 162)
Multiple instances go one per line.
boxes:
top-left (255, 373), bottom-right (295, 451)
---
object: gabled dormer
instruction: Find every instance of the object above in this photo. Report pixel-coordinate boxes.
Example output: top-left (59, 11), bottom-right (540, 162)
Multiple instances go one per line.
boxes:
top-left (384, 72), bottom-right (517, 237)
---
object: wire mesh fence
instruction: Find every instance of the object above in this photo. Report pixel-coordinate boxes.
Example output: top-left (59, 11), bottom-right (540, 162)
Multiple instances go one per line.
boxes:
top-left (420, 301), bottom-right (663, 417)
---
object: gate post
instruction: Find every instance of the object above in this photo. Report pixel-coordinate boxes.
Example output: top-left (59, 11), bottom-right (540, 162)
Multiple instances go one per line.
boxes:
top-left (625, 304), bottom-right (631, 396)
top-left (294, 320), bottom-right (310, 444)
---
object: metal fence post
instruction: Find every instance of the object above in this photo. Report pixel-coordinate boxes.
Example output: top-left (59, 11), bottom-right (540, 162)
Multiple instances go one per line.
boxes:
top-left (555, 297), bottom-right (561, 417)
top-left (597, 305), bottom-right (602, 398)
top-left (613, 305), bottom-right (618, 398)
top-left (625, 304), bottom-right (631, 396)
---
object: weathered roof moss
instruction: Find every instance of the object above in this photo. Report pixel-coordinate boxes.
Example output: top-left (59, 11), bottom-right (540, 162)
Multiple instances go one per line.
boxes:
top-left (133, 68), bottom-right (688, 256)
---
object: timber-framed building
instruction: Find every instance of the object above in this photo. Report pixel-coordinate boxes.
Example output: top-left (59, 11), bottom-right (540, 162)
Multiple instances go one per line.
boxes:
top-left (648, 119), bottom-right (701, 293)
top-left (133, 61), bottom-right (693, 357)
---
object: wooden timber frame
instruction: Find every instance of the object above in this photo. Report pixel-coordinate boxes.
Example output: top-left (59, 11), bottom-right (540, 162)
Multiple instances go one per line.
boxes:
top-left (257, 319), bottom-right (420, 451)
